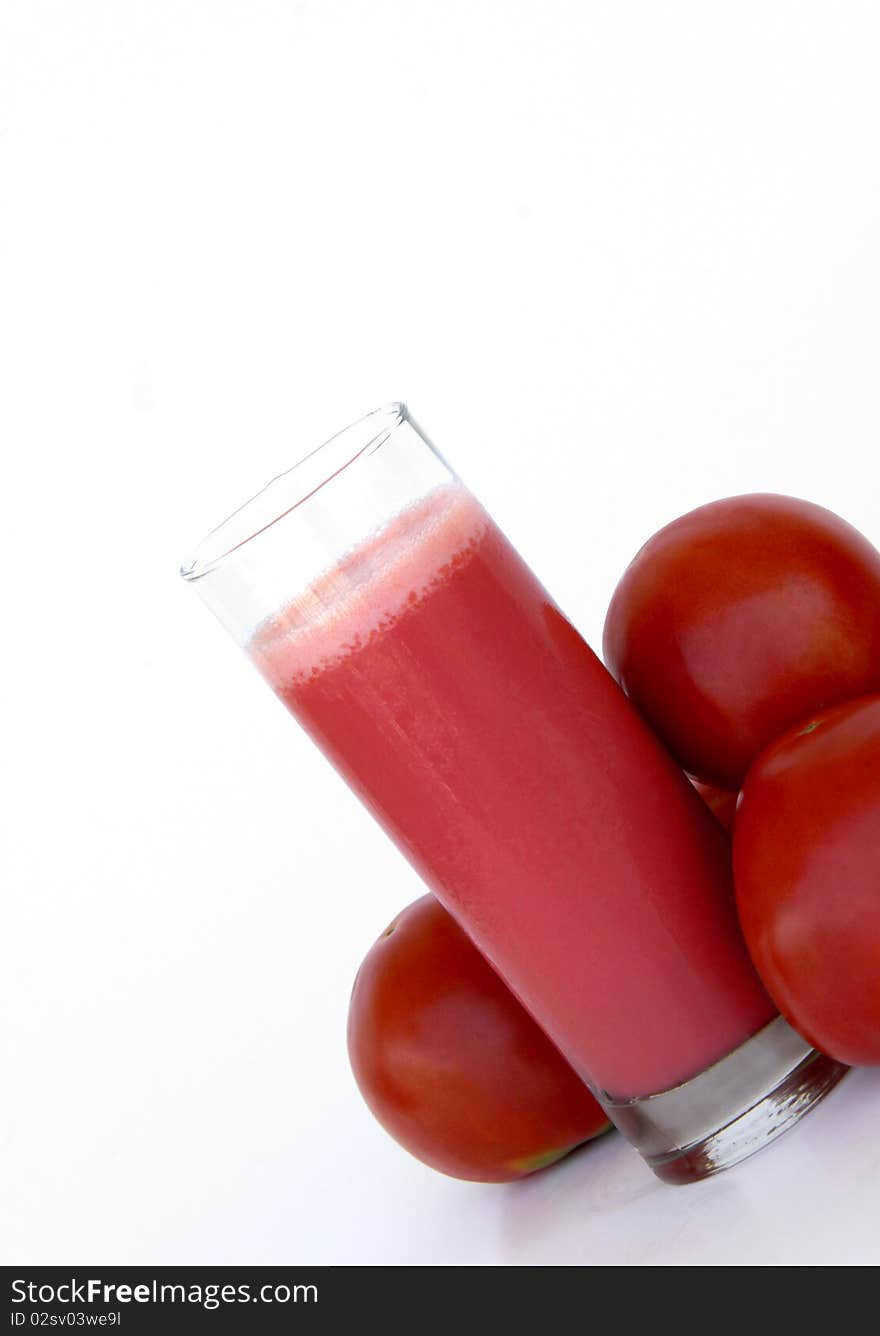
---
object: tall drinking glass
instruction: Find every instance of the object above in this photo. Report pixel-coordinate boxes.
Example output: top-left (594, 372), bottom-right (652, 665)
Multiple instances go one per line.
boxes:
top-left (181, 404), bottom-right (845, 1183)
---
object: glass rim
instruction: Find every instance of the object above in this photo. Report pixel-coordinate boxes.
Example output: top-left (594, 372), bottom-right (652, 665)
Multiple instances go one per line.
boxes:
top-left (180, 401), bottom-right (408, 582)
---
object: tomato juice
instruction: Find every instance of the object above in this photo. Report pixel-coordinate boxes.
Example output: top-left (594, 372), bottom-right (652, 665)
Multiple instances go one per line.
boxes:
top-left (250, 484), bottom-right (774, 1098)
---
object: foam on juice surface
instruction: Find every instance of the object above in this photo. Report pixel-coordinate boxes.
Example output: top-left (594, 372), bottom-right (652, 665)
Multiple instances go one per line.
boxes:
top-left (249, 483), bottom-right (488, 687)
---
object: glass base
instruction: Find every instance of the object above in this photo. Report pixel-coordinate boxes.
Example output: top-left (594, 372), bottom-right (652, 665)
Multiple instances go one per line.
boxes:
top-left (601, 1016), bottom-right (848, 1185)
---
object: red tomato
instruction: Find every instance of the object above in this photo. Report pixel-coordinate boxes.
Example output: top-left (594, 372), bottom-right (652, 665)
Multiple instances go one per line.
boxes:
top-left (603, 495), bottom-right (880, 788)
top-left (348, 895), bottom-right (610, 1182)
top-left (735, 695), bottom-right (880, 1066)
top-left (689, 776), bottom-right (738, 833)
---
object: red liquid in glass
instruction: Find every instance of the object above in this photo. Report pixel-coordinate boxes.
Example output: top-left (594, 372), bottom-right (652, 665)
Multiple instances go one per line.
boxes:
top-left (251, 485), bottom-right (773, 1097)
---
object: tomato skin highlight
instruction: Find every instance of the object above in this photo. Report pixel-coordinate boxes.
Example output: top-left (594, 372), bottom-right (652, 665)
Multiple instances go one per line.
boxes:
top-left (734, 695), bottom-right (880, 1066)
top-left (348, 895), bottom-right (611, 1182)
top-left (603, 494), bottom-right (880, 789)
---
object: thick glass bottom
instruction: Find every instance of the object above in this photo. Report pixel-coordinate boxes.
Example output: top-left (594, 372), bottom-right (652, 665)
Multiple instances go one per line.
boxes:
top-left (600, 1016), bottom-right (848, 1185)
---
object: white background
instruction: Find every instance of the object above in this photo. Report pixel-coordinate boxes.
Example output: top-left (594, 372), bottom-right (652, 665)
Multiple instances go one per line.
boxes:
top-left (3, 1), bottom-right (880, 1266)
